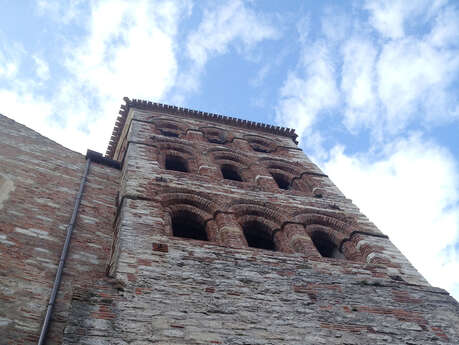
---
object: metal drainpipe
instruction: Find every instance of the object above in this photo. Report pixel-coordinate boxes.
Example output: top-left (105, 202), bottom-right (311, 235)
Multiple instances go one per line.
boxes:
top-left (37, 157), bottom-right (92, 345)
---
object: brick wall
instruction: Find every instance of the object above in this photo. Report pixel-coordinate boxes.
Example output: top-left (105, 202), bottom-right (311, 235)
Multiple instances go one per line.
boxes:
top-left (1, 107), bottom-right (458, 345)
top-left (66, 108), bottom-right (458, 344)
top-left (0, 115), bottom-right (120, 344)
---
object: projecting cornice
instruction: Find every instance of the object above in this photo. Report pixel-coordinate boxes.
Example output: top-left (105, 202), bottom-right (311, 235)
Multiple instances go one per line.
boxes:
top-left (105, 97), bottom-right (298, 158)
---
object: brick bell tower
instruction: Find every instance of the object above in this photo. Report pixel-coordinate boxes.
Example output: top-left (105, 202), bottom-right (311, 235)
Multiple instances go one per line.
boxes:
top-left (57, 97), bottom-right (454, 345)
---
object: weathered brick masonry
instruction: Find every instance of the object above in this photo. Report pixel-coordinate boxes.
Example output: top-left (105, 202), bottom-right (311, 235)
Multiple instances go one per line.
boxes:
top-left (1, 99), bottom-right (458, 344)
top-left (0, 115), bottom-right (120, 344)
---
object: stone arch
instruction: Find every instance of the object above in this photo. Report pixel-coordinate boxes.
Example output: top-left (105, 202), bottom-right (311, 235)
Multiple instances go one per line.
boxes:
top-left (244, 134), bottom-right (278, 153)
top-left (259, 157), bottom-right (315, 193)
top-left (161, 191), bottom-right (221, 215)
top-left (151, 118), bottom-right (187, 138)
top-left (306, 225), bottom-right (346, 258)
top-left (206, 148), bottom-right (253, 182)
top-left (227, 200), bottom-right (289, 251)
top-left (227, 200), bottom-right (288, 225)
top-left (292, 211), bottom-right (356, 236)
top-left (293, 211), bottom-right (362, 260)
top-left (199, 126), bottom-right (228, 144)
top-left (160, 191), bottom-right (220, 242)
top-left (206, 147), bottom-right (250, 165)
top-left (156, 141), bottom-right (197, 173)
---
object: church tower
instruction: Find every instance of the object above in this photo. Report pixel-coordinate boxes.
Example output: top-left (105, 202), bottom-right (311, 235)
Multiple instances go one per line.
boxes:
top-left (0, 99), bottom-right (458, 344)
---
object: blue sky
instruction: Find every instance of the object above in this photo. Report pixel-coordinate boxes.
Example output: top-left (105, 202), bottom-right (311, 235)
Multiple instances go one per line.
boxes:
top-left (0, 0), bottom-right (458, 300)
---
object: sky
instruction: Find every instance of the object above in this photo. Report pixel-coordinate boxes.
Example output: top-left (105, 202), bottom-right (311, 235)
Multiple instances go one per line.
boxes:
top-left (0, 0), bottom-right (458, 300)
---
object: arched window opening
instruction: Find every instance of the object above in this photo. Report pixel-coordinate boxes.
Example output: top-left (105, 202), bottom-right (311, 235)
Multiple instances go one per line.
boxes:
top-left (207, 131), bottom-right (226, 144)
top-left (271, 173), bottom-right (290, 190)
top-left (251, 143), bottom-right (269, 153)
top-left (221, 164), bottom-right (242, 181)
top-left (157, 123), bottom-right (181, 138)
top-left (242, 221), bottom-right (275, 251)
top-left (160, 129), bottom-right (179, 138)
top-left (248, 138), bottom-right (272, 153)
top-left (311, 232), bottom-right (344, 259)
top-left (165, 155), bottom-right (188, 172)
top-left (171, 210), bottom-right (208, 241)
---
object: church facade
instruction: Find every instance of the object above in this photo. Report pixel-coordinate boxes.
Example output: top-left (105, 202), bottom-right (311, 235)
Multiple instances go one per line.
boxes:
top-left (0, 98), bottom-right (458, 344)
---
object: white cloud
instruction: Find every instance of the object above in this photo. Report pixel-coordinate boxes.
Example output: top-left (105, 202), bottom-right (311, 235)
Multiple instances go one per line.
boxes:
top-left (0, 89), bottom-right (53, 132)
top-left (376, 36), bottom-right (459, 131)
top-left (170, 0), bottom-right (279, 103)
top-left (60, 0), bottom-right (191, 152)
top-left (428, 4), bottom-right (459, 47)
top-left (276, 41), bottom-right (339, 158)
top-left (340, 37), bottom-right (378, 133)
top-left (0, 40), bottom-right (23, 79)
top-left (277, 1), bottom-right (459, 148)
top-left (66, 0), bottom-right (186, 101)
top-left (0, 0), bottom-right (190, 154)
top-left (364, 0), bottom-right (433, 39)
top-left (0, 55), bottom-right (18, 79)
top-left (323, 135), bottom-right (459, 300)
top-left (186, 0), bottom-right (278, 68)
top-left (344, 2), bottom-right (459, 138)
top-left (296, 15), bottom-right (310, 44)
top-left (35, 0), bottom-right (85, 24)
top-left (320, 7), bottom-right (351, 43)
top-left (33, 56), bottom-right (50, 81)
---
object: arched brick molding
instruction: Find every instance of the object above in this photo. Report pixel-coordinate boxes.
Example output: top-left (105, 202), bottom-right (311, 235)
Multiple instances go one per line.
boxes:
top-left (155, 141), bottom-right (198, 174)
top-left (206, 148), bottom-right (254, 183)
top-left (292, 211), bottom-right (363, 261)
top-left (161, 191), bottom-right (220, 242)
top-left (227, 200), bottom-right (289, 225)
top-left (259, 157), bottom-right (315, 194)
top-left (244, 134), bottom-right (278, 154)
top-left (151, 118), bottom-right (187, 138)
top-left (227, 201), bottom-right (292, 252)
top-left (292, 211), bottom-right (356, 236)
top-left (161, 191), bottom-right (221, 215)
top-left (199, 126), bottom-right (228, 144)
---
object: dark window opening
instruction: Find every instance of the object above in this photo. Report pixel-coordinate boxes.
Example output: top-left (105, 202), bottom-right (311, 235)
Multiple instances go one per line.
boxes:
top-left (250, 140), bottom-right (270, 153)
top-left (172, 211), bottom-right (208, 241)
top-left (207, 131), bottom-right (226, 144)
top-left (243, 221), bottom-right (275, 251)
top-left (311, 232), bottom-right (344, 259)
top-left (252, 145), bottom-right (269, 153)
top-left (271, 173), bottom-right (290, 190)
top-left (165, 155), bottom-right (188, 172)
top-left (221, 165), bottom-right (242, 181)
top-left (161, 130), bottom-right (179, 138)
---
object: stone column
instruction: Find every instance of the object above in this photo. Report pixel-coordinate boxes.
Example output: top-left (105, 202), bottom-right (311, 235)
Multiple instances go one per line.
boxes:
top-left (283, 223), bottom-right (319, 257)
top-left (214, 212), bottom-right (247, 248)
top-left (273, 230), bottom-right (294, 253)
top-left (186, 129), bottom-right (204, 141)
top-left (250, 164), bottom-right (278, 192)
top-left (197, 155), bottom-right (221, 179)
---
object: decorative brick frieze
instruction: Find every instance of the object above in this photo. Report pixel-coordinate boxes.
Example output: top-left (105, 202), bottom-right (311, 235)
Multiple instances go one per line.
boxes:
top-left (106, 97), bottom-right (298, 158)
